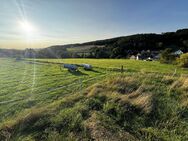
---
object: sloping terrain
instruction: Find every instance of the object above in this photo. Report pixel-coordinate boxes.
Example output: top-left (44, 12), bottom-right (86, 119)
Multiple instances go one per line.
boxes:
top-left (0, 59), bottom-right (188, 141)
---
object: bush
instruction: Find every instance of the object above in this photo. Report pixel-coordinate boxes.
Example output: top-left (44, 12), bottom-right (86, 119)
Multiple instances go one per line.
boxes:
top-left (178, 53), bottom-right (188, 68)
top-left (160, 48), bottom-right (176, 64)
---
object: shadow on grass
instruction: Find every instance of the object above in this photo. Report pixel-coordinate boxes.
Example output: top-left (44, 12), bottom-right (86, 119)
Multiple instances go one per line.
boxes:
top-left (68, 70), bottom-right (88, 76)
top-left (86, 69), bottom-right (102, 73)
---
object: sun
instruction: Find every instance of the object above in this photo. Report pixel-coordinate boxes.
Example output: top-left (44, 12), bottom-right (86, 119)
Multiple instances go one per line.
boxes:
top-left (19, 20), bottom-right (37, 36)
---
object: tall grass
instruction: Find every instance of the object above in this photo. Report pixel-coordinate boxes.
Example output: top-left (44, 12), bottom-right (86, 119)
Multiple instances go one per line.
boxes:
top-left (0, 58), bottom-right (188, 140)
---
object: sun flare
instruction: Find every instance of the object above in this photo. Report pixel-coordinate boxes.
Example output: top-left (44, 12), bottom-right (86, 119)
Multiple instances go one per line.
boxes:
top-left (19, 20), bottom-right (37, 36)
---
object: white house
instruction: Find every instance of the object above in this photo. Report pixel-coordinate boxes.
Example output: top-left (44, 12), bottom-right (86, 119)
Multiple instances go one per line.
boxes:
top-left (136, 53), bottom-right (142, 60)
top-left (174, 50), bottom-right (183, 56)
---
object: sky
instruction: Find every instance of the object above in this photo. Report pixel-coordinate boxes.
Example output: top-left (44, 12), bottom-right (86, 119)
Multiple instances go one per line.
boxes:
top-left (0, 0), bottom-right (188, 49)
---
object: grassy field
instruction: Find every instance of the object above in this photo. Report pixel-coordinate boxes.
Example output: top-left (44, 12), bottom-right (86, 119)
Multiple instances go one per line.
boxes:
top-left (0, 58), bottom-right (111, 123)
top-left (0, 58), bottom-right (188, 141)
top-left (34, 58), bottom-right (188, 74)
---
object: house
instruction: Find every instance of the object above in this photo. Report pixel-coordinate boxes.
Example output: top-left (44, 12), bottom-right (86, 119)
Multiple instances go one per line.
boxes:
top-left (130, 55), bottom-right (136, 60)
top-left (136, 53), bottom-right (143, 60)
top-left (146, 57), bottom-right (152, 61)
top-left (174, 50), bottom-right (183, 56)
top-left (153, 54), bottom-right (160, 60)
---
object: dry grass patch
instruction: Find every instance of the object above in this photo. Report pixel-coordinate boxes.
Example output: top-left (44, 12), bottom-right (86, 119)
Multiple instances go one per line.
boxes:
top-left (84, 111), bottom-right (138, 141)
top-left (85, 76), bottom-right (154, 115)
top-left (131, 93), bottom-right (153, 114)
top-left (181, 77), bottom-right (188, 90)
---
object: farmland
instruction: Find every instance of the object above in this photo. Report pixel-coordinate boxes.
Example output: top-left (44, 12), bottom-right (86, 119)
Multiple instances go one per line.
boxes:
top-left (0, 58), bottom-right (188, 140)
top-left (34, 58), bottom-right (188, 74)
top-left (0, 58), bottom-right (111, 122)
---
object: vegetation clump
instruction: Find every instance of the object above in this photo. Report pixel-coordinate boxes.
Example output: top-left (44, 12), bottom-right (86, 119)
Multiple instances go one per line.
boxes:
top-left (160, 48), bottom-right (176, 64)
top-left (178, 53), bottom-right (188, 68)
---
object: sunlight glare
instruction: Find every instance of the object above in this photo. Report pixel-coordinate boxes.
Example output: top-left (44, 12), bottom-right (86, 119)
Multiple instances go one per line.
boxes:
top-left (19, 20), bottom-right (37, 36)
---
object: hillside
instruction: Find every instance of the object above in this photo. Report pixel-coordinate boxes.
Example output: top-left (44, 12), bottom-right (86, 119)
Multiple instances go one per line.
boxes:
top-left (31, 28), bottom-right (188, 58)
top-left (0, 49), bottom-right (24, 58)
top-left (0, 28), bottom-right (188, 58)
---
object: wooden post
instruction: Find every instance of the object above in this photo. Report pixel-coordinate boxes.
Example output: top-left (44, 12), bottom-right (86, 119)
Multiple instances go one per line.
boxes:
top-left (121, 65), bottom-right (124, 73)
top-left (79, 78), bottom-right (82, 95)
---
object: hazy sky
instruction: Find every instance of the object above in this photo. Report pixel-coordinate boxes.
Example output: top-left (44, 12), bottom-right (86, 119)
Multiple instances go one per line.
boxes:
top-left (0, 0), bottom-right (188, 49)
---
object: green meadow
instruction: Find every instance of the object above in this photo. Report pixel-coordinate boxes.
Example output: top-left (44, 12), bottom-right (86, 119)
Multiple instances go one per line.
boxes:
top-left (0, 58), bottom-right (109, 122)
top-left (34, 58), bottom-right (188, 74)
top-left (0, 58), bottom-right (188, 141)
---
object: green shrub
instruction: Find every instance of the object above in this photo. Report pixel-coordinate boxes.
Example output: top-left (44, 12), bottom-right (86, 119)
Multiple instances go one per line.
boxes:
top-left (160, 48), bottom-right (176, 64)
top-left (178, 53), bottom-right (188, 67)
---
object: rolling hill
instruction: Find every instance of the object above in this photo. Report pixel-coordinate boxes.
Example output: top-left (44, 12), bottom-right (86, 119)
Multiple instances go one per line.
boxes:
top-left (0, 28), bottom-right (188, 58)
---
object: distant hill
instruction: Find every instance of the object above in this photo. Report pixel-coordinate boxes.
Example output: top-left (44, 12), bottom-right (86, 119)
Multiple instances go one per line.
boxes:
top-left (0, 28), bottom-right (188, 58)
top-left (0, 48), bottom-right (24, 58)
